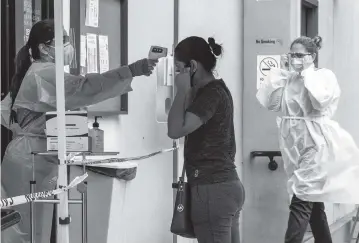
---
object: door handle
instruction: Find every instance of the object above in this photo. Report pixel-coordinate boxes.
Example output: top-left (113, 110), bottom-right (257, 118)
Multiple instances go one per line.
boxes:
top-left (250, 151), bottom-right (282, 171)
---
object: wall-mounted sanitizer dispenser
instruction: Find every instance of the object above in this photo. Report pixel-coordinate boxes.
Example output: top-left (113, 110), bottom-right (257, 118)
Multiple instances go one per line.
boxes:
top-left (152, 46), bottom-right (174, 123)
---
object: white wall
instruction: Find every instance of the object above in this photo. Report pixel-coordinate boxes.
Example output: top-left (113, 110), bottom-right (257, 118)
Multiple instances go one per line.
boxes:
top-left (331, 0), bottom-right (359, 221)
top-left (319, 0), bottom-right (359, 226)
top-left (115, 0), bottom-right (175, 242)
top-left (95, 0), bottom-right (175, 242)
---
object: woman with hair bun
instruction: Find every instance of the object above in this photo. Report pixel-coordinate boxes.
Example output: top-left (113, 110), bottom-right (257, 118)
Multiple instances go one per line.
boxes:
top-left (168, 36), bottom-right (245, 243)
top-left (257, 35), bottom-right (359, 243)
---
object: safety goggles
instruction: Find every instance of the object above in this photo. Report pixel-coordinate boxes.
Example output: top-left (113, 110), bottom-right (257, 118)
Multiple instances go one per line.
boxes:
top-left (288, 52), bottom-right (312, 58)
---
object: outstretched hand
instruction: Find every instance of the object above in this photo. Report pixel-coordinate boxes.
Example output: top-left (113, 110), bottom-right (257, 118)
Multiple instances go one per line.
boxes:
top-left (128, 58), bottom-right (158, 77)
top-left (144, 59), bottom-right (158, 76)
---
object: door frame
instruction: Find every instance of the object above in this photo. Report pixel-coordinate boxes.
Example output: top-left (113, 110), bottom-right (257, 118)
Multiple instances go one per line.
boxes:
top-left (301, 0), bottom-right (319, 38)
top-left (302, 0), bottom-right (319, 8)
top-left (301, 0), bottom-right (319, 66)
top-left (1, 0), bottom-right (16, 161)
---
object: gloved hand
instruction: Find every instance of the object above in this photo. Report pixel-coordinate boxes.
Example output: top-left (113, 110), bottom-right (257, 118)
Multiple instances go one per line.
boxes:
top-left (280, 54), bottom-right (289, 71)
top-left (128, 58), bottom-right (158, 77)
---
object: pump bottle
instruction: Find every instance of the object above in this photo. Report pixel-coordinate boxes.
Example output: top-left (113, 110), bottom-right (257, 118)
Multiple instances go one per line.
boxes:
top-left (89, 116), bottom-right (104, 152)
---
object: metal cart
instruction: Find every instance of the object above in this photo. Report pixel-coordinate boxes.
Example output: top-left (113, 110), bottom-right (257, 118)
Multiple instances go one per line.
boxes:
top-left (30, 151), bottom-right (119, 243)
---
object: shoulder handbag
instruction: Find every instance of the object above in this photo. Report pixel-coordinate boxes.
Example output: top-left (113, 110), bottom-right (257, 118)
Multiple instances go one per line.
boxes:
top-left (170, 162), bottom-right (196, 238)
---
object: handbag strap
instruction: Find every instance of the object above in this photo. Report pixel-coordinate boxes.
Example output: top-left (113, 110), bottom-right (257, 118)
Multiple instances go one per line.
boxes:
top-left (178, 138), bottom-right (186, 182)
top-left (179, 162), bottom-right (186, 182)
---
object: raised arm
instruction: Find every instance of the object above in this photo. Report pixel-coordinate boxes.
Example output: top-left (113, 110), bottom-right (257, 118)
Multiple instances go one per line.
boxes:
top-left (302, 68), bottom-right (340, 111)
top-left (1, 93), bottom-right (12, 129)
top-left (63, 66), bottom-right (133, 109)
top-left (256, 68), bottom-right (289, 112)
top-left (36, 58), bottom-right (154, 110)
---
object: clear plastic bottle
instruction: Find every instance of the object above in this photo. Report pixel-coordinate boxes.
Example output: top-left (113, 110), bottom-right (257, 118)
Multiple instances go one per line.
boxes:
top-left (89, 116), bottom-right (104, 152)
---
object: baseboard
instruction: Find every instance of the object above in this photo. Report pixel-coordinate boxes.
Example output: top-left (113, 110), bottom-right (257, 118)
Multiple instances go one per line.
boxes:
top-left (303, 210), bottom-right (356, 243)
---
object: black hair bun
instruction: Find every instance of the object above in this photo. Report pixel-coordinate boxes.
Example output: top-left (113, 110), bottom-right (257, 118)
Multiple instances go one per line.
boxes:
top-left (312, 36), bottom-right (323, 50)
top-left (208, 37), bottom-right (222, 56)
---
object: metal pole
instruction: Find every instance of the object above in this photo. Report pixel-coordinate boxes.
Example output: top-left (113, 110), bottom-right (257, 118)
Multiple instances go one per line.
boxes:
top-left (172, 1), bottom-right (179, 243)
top-left (33, 199), bottom-right (83, 204)
top-left (81, 191), bottom-right (85, 243)
top-left (81, 164), bottom-right (88, 243)
top-left (30, 154), bottom-right (36, 243)
top-left (350, 207), bottom-right (359, 242)
top-left (54, 1), bottom-right (70, 243)
top-left (84, 182), bottom-right (88, 243)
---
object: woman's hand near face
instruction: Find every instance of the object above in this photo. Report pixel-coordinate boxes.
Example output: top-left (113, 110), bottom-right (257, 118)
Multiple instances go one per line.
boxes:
top-left (280, 54), bottom-right (289, 71)
top-left (175, 68), bottom-right (191, 93)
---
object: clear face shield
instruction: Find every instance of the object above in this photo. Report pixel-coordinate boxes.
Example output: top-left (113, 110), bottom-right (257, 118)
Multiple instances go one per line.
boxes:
top-left (66, 28), bottom-right (77, 70)
top-left (43, 30), bottom-right (78, 70)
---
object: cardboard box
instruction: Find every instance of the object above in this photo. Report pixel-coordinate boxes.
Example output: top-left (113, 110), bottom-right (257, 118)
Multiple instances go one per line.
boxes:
top-left (45, 111), bottom-right (90, 151)
top-left (45, 111), bottom-right (88, 137)
top-left (47, 137), bottom-right (90, 152)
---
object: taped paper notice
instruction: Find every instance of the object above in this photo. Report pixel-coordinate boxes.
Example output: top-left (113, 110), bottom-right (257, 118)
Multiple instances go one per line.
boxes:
top-left (80, 35), bottom-right (87, 67)
top-left (86, 33), bottom-right (98, 73)
top-left (0, 173), bottom-right (88, 208)
top-left (85, 0), bottom-right (99, 28)
top-left (99, 35), bottom-right (109, 73)
top-left (67, 147), bottom-right (178, 165)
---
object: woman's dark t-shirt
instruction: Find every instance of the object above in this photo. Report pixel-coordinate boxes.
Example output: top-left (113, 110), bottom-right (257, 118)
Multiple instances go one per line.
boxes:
top-left (184, 79), bottom-right (238, 185)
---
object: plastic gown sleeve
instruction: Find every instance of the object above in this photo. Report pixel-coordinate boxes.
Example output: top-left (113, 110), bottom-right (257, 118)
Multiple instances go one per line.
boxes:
top-left (1, 93), bottom-right (12, 129)
top-left (302, 68), bottom-right (339, 110)
top-left (256, 68), bottom-right (288, 112)
top-left (37, 65), bottom-right (133, 110)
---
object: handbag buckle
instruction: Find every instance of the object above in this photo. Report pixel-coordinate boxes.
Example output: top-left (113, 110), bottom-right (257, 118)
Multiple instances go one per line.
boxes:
top-left (177, 204), bottom-right (184, 212)
top-left (178, 181), bottom-right (185, 191)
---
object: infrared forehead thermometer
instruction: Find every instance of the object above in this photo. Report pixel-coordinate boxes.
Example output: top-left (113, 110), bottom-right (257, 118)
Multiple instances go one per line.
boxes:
top-left (148, 46), bottom-right (168, 60)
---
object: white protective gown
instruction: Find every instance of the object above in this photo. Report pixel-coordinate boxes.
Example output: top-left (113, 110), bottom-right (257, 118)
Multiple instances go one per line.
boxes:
top-left (1, 61), bottom-right (133, 243)
top-left (256, 65), bottom-right (359, 203)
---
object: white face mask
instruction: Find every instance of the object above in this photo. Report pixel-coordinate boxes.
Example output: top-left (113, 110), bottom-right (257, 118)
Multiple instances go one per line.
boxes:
top-left (43, 43), bottom-right (74, 66)
top-left (290, 54), bottom-right (315, 72)
top-left (290, 58), bottom-right (304, 71)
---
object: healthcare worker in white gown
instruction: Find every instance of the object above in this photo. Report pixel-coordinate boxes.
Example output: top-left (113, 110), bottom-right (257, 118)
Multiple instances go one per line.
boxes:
top-left (1, 19), bottom-right (157, 243)
top-left (257, 35), bottom-right (359, 243)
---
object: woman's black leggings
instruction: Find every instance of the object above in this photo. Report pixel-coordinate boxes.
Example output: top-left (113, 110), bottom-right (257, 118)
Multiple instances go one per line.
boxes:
top-left (285, 195), bottom-right (332, 243)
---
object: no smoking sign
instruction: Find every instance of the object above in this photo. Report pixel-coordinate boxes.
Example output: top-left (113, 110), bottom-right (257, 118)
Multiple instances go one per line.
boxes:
top-left (257, 55), bottom-right (280, 89)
